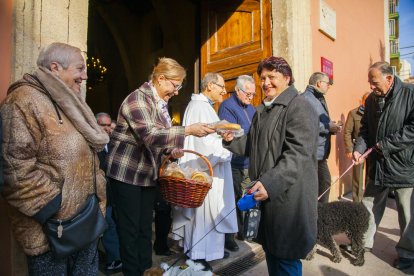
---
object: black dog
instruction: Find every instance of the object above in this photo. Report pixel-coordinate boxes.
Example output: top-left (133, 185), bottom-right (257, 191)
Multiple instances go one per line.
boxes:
top-left (306, 201), bottom-right (370, 266)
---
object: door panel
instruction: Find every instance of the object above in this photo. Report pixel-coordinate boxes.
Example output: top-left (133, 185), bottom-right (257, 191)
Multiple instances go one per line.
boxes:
top-left (201, 0), bottom-right (271, 107)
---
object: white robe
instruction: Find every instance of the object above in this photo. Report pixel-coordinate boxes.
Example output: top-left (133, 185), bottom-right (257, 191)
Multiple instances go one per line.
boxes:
top-left (172, 93), bottom-right (238, 261)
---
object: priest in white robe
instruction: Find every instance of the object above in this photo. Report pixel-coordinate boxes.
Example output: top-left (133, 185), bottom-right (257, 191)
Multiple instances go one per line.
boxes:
top-left (172, 73), bottom-right (238, 267)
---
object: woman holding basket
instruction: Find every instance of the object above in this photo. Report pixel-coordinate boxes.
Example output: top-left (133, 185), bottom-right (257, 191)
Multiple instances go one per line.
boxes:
top-left (106, 57), bottom-right (214, 276)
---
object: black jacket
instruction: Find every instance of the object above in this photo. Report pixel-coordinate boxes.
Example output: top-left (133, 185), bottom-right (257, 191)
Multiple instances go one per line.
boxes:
top-left (355, 77), bottom-right (414, 187)
top-left (225, 86), bottom-right (319, 259)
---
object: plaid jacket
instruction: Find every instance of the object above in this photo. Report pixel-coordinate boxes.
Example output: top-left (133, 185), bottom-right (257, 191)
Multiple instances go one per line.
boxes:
top-left (106, 82), bottom-right (185, 186)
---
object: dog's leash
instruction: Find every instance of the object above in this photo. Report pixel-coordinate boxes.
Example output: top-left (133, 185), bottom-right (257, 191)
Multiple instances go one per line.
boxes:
top-left (167, 207), bottom-right (237, 271)
top-left (318, 147), bottom-right (374, 200)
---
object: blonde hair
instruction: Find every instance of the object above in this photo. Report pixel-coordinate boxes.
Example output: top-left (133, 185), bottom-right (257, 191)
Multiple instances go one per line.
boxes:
top-left (150, 57), bottom-right (186, 82)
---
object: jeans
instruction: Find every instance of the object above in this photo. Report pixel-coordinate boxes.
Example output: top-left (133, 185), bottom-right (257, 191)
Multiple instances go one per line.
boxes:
top-left (265, 250), bottom-right (302, 276)
top-left (362, 180), bottom-right (414, 259)
top-left (101, 206), bottom-right (121, 264)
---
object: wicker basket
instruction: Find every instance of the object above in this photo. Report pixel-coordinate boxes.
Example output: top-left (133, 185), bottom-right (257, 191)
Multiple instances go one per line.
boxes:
top-left (158, 150), bottom-right (213, 208)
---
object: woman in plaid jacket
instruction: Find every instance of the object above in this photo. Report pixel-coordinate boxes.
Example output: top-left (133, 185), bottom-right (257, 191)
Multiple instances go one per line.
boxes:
top-left (106, 57), bottom-right (214, 275)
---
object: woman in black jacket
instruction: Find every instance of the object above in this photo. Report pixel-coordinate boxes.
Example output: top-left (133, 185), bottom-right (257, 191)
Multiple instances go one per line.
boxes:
top-left (222, 56), bottom-right (319, 275)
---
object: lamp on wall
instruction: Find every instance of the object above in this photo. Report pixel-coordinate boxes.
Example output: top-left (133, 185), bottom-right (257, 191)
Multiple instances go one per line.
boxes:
top-left (86, 56), bottom-right (107, 90)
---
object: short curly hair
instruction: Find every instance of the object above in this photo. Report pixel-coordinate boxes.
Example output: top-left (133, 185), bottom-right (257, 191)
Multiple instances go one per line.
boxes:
top-left (257, 56), bottom-right (294, 86)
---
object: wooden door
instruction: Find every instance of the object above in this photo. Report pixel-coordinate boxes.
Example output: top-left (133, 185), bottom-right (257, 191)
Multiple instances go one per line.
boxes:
top-left (201, 0), bottom-right (271, 107)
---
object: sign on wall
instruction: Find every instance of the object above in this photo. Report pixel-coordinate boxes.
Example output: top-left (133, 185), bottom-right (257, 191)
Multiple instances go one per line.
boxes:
top-left (319, 0), bottom-right (336, 40)
top-left (321, 57), bottom-right (333, 83)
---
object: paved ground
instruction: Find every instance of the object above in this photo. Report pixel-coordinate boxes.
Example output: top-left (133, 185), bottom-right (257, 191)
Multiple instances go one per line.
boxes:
top-left (241, 197), bottom-right (414, 276)
top-left (99, 196), bottom-right (414, 275)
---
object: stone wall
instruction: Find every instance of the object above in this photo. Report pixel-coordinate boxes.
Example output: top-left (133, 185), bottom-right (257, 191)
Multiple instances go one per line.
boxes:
top-left (271, 0), bottom-right (312, 91)
top-left (12, 0), bottom-right (88, 93)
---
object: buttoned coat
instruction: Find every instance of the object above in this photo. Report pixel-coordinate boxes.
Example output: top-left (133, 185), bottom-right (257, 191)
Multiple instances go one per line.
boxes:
top-left (344, 107), bottom-right (363, 154)
top-left (224, 86), bottom-right (319, 259)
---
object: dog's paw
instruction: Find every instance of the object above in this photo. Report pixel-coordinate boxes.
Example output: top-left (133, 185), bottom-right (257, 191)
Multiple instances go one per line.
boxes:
top-left (305, 253), bottom-right (314, 261)
top-left (351, 258), bottom-right (365, 266)
top-left (332, 256), bottom-right (342, 263)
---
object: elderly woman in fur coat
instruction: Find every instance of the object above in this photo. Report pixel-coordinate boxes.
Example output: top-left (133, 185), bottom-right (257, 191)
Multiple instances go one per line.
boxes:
top-left (222, 57), bottom-right (319, 275)
top-left (1, 42), bottom-right (109, 274)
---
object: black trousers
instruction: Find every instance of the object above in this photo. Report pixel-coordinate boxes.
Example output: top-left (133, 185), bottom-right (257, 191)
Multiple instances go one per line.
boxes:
top-left (110, 178), bottom-right (156, 276)
top-left (318, 159), bottom-right (331, 203)
top-left (153, 187), bottom-right (172, 252)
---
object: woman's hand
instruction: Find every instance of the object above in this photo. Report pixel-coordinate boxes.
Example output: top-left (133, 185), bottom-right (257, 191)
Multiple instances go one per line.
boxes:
top-left (170, 148), bottom-right (184, 159)
top-left (185, 123), bottom-right (215, 137)
top-left (249, 181), bottom-right (269, 201)
top-left (220, 130), bottom-right (235, 142)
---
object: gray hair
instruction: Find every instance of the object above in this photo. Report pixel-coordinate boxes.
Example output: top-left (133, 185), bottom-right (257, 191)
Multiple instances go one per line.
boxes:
top-left (200, 72), bottom-right (223, 91)
top-left (95, 112), bottom-right (111, 121)
top-left (235, 75), bottom-right (255, 91)
top-left (369, 61), bottom-right (394, 76)
top-left (308, 72), bottom-right (329, 85)
top-left (37, 42), bottom-right (81, 69)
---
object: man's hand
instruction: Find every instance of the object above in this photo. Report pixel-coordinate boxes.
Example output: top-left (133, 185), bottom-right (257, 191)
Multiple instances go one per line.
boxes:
top-left (185, 123), bottom-right (215, 137)
top-left (353, 151), bottom-right (365, 165)
top-left (329, 121), bottom-right (343, 134)
top-left (249, 181), bottom-right (269, 201)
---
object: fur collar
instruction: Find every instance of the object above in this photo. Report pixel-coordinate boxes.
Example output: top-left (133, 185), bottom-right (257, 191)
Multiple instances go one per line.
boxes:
top-left (31, 67), bottom-right (109, 151)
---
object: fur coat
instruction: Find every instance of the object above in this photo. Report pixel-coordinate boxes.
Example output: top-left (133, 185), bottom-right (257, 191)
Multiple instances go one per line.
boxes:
top-left (1, 67), bottom-right (109, 256)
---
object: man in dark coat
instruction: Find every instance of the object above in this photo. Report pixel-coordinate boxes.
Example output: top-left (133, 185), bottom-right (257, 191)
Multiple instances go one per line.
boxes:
top-left (222, 57), bottom-right (319, 275)
top-left (343, 92), bottom-right (370, 202)
top-left (353, 61), bottom-right (414, 270)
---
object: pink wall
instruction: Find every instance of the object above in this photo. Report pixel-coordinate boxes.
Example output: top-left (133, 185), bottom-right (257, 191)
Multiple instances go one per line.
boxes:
top-left (310, 0), bottom-right (385, 198)
top-left (0, 0), bottom-right (12, 102)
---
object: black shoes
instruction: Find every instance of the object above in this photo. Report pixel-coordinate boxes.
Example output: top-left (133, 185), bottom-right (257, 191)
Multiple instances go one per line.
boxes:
top-left (225, 238), bottom-right (239, 252)
top-left (394, 257), bottom-right (414, 270)
top-left (193, 259), bottom-right (213, 271)
top-left (223, 251), bottom-right (230, 259)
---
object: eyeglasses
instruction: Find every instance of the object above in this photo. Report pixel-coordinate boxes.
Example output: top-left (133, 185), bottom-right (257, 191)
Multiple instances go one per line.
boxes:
top-left (212, 82), bottom-right (225, 90)
top-left (239, 88), bottom-right (256, 98)
top-left (167, 79), bottom-right (183, 91)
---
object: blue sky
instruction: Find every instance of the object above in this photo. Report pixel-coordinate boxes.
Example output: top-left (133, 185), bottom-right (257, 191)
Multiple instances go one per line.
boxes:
top-left (399, 0), bottom-right (414, 76)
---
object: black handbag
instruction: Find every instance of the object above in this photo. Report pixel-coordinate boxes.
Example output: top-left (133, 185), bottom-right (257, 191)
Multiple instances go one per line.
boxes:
top-left (43, 149), bottom-right (108, 259)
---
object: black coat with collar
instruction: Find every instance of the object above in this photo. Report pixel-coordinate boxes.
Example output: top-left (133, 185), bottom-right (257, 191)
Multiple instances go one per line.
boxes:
top-left (225, 85), bottom-right (319, 259)
top-left (355, 77), bottom-right (414, 187)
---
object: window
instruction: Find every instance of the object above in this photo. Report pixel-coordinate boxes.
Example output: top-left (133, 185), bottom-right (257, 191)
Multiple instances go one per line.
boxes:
top-left (389, 19), bottom-right (395, 37)
top-left (390, 39), bottom-right (399, 54)
top-left (389, 0), bottom-right (398, 14)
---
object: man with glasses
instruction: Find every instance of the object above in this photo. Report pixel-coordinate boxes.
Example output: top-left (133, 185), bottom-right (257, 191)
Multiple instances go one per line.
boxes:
top-left (218, 75), bottom-right (256, 250)
top-left (304, 72), bottom-right (342, 203)
top-left (172, 73), bottom-right (238, 271)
